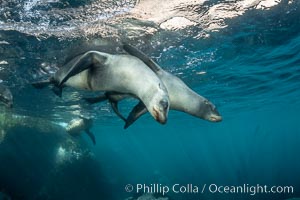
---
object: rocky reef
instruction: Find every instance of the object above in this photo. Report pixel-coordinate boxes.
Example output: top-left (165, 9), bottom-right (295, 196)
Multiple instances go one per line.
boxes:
top-left (0, 112), bottom-right (111, 200)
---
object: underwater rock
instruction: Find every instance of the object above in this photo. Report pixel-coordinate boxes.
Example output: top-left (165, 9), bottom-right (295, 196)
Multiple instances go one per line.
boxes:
top-left (0, 130), bottom-right (6, 144)
top-left (126, 193), bottom-right (169, 200)
top-left (284, 198), bottom-right (300, 200)
top-left (0, 113), bottom-right (112, 200)
top-left (0, 191), bottom-right (11, 200)
top-left (0, 113), bottom-right (63, 133)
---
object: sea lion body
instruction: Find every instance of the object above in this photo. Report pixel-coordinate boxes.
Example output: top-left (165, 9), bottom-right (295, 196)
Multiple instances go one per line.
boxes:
top-left (85, 45), bottom-right (222, 128)
top-left (123, 44), bottom-right (222, 123)
top-left (66, 117), bottom-right (96, 145)
top-left (33, 51), bottom-right (170, 124)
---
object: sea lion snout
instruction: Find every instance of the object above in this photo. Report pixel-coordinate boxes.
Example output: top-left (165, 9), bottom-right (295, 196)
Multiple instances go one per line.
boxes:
top-left (207, 108), bottom-right (222, 122)
top-left (152, 99), bottom-right (169, 124)
top-left (209, 115), bottom-right (222, 122)
top-left (153, 107), bottom-right (168, 124)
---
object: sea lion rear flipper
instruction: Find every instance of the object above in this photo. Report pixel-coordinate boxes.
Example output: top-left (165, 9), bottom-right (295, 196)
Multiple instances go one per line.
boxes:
top-left (84, 95), bottom-right (108, 104)
top-left (58, 51), bottom-right (107, 87)
top-left (85, 129), bottom-right (96, 145)
top-left (123, 44), bottom-right (161, 72)
top-left (124, 101), bottom-right (147, 129)
top-left (31, 79), bottom-right (52, 89)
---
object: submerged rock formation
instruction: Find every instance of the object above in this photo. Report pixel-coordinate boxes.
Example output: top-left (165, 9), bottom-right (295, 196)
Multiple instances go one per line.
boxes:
top-left (125, 193), bottom-right (169, 200)
top-left (0, 113), bottom-right (112, 200)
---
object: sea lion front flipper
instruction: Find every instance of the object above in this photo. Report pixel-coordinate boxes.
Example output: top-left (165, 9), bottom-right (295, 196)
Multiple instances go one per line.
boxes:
top-left (84, 92), bottom-right (128, 105)
top-left (123, 44), bottom-right (161, 72)
top-left (58, 51), bottom-right (107, 87)
top-left (124, 101), bottom-right (148, 129)
top-left (84, 95), bottom-right (108, 104)
top-left (85, 129), bottom-right (96, 145)
top-left (110, 101), bottom-right (127, 123)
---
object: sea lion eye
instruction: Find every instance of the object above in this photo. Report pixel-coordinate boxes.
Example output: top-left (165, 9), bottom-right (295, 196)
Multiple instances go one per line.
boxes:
top-left (159, 99), bottom-right (169, 110)
top-left (204, 100), bottom-right (209, 105)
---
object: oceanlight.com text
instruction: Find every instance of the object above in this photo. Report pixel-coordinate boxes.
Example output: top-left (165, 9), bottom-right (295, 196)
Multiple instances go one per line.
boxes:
top-left (124, 183), bottom-right (294, 196)
top-left (208, 184), bottom-right (294, 196)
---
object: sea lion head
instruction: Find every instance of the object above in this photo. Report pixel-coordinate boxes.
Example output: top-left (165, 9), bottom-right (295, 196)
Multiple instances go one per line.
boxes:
top-left (148, 83), bottom-right (170, 124)
top-left (197, 98), bottom-right (222, 122)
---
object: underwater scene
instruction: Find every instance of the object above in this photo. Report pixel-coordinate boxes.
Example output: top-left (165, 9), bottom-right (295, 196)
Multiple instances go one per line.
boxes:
top-left (0, 0), bottom-right (300, 199)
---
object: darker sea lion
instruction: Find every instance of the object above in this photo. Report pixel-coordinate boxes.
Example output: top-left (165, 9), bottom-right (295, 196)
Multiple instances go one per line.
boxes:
top-left (32, 50), bottom-right (170, 124)
top-left (85, 44), bottom-right (222, 128)
top-left (0, 84), bottom-right (13, 108)
top-left (66, 117), bottom-right (95, 145)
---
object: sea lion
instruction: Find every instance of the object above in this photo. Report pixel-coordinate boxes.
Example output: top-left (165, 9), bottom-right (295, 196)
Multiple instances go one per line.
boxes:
top-left (0, 84), bottom-right (13, 108)
top-left (32, 51), bottom-right (170, 124)
top-left (124, 44), bottom-right (222, 125)
top-left (66, 117), bottom-right (96, 145)
top-left (85, 44), bottom-right (222, 128)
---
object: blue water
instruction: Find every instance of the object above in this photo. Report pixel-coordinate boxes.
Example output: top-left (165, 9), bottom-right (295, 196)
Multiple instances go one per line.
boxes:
top-left (0, 1), bottom-right (300, 200)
